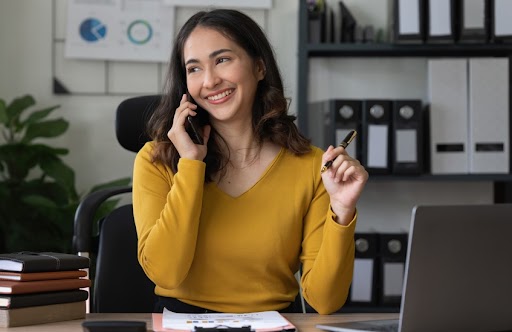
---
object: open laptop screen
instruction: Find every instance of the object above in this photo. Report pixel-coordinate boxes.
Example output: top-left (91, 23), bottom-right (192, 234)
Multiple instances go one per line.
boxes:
top-left (317, 204), bottom-right (512, 332)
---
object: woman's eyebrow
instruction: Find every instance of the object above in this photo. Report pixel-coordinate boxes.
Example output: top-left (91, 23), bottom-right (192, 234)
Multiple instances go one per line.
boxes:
top-left (185, 48), bottom-right (232, 66)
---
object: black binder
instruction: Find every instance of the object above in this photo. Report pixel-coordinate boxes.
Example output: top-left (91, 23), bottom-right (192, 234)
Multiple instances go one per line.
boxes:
top-left (339, 1), bottom-right (357, 43)
top-left (392, 100), bottom-right (424, 175)
top-left (362, 100), bottom-right (392, 174)
top-left (458, 0), bottom-right (489, 43)
top-left (307, 3), bottom-right (326, 43)
top-left (307, 99), bottom-right (362, 160)
top-left (346, 233), bottom-right (379, 307)
top-left (377, 233), bottom-right (408, 306)
top-left (307, 100), bottom-right (335, 150)
top-left (334, 100), bottom-right (362, 160)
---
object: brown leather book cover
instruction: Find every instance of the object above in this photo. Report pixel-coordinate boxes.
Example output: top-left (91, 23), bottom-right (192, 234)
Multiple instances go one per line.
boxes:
top-left (0, 300), bottom-right (86, 327)
top-left (0, 270), bottom-right (87, 281)
top-left (0, 278), bottom-right (91, 295)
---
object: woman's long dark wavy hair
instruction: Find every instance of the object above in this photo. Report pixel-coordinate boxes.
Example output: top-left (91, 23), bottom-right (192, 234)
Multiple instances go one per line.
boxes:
top-left (146, 9), bottom-right (311, 182)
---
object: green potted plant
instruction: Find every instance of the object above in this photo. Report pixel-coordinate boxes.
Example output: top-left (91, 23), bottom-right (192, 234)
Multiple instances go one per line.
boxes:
top-left (0, 94), bottom-right (130, 253)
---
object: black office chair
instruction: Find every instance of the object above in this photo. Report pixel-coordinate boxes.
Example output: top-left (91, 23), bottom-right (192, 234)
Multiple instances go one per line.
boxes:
top-left (73, 95), bottom-right (161, 313)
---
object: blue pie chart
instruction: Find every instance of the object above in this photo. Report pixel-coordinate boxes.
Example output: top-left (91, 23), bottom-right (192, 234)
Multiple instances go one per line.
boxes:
top-left (79, 18), bottom-right (107, 42)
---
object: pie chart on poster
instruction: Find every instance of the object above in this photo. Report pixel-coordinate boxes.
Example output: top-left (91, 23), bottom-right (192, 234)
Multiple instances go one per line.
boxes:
top-left (79, 18), bottom-right (107, 42)
top-left (128, 20), bottom-right (153, 45)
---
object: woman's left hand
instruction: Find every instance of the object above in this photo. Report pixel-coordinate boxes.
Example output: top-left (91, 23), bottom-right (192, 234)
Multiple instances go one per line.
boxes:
top-left (321, 145), bottom-right (369, 226)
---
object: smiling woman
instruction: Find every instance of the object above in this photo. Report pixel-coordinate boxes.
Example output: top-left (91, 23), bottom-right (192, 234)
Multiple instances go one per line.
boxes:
top-left (183, 28), bottom-right (265, 127)
top-left (132, 9), bottom-right (368, 315)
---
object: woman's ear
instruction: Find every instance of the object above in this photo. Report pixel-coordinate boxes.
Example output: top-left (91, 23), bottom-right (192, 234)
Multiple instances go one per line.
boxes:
top-left (255, 58), bottom-right (266, 81)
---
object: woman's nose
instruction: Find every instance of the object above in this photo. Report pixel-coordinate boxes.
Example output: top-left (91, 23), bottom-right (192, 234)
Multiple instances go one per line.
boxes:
top-left (203, 67), bottom-right (221, 89)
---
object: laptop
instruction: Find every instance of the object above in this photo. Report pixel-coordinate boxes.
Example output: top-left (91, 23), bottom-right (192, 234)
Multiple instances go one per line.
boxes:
top-left (316, 204), bottom-right (512, 332)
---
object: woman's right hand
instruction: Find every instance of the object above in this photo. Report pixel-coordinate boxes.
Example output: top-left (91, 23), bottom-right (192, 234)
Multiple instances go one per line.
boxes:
top-left (167, 94), bottom-right (211, 161)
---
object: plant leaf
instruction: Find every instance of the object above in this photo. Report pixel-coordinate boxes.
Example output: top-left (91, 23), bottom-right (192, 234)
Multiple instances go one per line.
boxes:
top-left (22, 118), bottom-right (69, 143)
top-left (0, 99), bottom-right (7, 124)
top-left (39, 157), bottom-right (76, 198)
top-left (94, 199), bottom-right (120, 221)
top-left (6, 95), bottom-right (35, 129)
top-left (0, 143), bottom-right (40, 180)
top-left (88, 177), bottom-right (132, 193)
top-left (21, 105), bottom-right (60, 127)
top-left (30, 143), bottom-right (69, 156)
top-left (21, 194), bottom-right (59, 209)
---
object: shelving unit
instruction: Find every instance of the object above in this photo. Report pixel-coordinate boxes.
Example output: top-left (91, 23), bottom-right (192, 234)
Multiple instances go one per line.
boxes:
top-left (297, 1), bottom-right (512, 203)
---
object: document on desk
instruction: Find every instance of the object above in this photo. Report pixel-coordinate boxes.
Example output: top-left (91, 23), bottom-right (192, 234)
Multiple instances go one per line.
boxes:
top-left (152, 309), bottom-right (296, 332)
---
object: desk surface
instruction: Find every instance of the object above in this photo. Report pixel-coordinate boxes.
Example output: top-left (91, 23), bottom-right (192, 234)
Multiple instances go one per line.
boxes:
top-left (0, 313), bottom-right (398, 331)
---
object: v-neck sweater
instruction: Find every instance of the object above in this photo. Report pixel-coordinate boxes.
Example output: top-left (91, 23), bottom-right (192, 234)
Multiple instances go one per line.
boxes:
top-left (133, 142), bottom-right (356, 314)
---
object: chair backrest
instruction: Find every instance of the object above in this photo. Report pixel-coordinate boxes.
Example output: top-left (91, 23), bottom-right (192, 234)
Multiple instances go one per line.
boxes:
top-left (93, 205), bottom-right (157, 313)
top-left (116, 95), bottom-right (161, 152)
top-left (74, 95), bottom-right (162, 313)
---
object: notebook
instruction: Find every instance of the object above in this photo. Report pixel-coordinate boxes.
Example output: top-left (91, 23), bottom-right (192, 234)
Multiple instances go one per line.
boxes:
top-left (316, 204), bottom-right (512, 332)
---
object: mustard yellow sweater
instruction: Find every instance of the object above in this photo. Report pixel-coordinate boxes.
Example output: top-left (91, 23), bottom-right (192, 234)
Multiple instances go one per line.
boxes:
top-left (132, 142), bottom-right (356, 314)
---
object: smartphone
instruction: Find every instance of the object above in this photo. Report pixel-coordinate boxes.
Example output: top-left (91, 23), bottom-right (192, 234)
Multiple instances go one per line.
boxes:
top-left (82, 320), bottom-right (146, 332)
top-left (185, 93), bottom-right (208, 145)
top-left (186, 115), bottom-right (204, 145)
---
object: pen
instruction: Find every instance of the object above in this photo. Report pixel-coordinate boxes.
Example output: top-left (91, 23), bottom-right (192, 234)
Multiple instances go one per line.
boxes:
top-left (320, 130), bottom-right (357, 174)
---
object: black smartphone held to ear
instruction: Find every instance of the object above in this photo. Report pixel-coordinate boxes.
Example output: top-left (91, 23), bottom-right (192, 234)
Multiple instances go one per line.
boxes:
top-left (186, 115), bottom-right (204, 145)
top-left (185, 93), bottom-right (208, 145)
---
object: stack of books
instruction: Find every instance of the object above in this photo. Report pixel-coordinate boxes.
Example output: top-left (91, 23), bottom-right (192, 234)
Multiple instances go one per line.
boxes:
top-left (0, 252), bottom-right (91, 327)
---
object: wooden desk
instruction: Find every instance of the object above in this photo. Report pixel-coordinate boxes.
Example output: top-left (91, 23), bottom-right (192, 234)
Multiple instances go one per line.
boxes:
top-left (0, 313), bottom-right (398, 331)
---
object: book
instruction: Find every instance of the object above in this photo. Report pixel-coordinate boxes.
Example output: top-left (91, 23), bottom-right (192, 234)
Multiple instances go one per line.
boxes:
top-left (0, 300), bottom-right (86, 327)
top-left (0, 269), bottom-right (87, 281)
top-left (0, 278), bottom-right (91, 294)
top-left (0, 289), bottom-right (89, 309)
top-left (0, 252), bottom-right (90, 272)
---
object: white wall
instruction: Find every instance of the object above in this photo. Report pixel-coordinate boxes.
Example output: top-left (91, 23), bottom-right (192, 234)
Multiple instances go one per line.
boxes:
top-left (0, 0), bottom-right (493, 234)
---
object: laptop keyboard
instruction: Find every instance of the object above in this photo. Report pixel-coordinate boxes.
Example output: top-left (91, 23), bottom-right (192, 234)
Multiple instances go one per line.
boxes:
top-left (372, 324), bottom-right (398, 332)
top-left (364, 322), bottom-right (398, 332)
top-left (346, 320), bottom-right (399, 332)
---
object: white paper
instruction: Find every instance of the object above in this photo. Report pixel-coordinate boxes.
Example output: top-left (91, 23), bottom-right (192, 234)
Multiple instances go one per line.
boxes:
top-left (65, 0), bottom-right (174, 62)
top-left (463, 0), bottom-right (485, 29)
top-left (396, 129), bottom-right (417, 163)
top-left (351, 258), bottom-right (374, 302)
top-left (383, 262), bottom-right (405, 297)
top-left (162, 309), bottom-right (290, 330)
top-left (495, 0), bottom-right (512, 36)
top-left (398, 0), bottom-right (420, 35)
top-left (367, 124), bottom-right (388, 168)
top-left (429, 0), bottom-right (452, 36)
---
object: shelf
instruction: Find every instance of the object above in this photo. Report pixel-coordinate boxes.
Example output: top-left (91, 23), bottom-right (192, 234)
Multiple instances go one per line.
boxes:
top-left (297, 1), bottom-right (512, 202)
top-left (305, 43), bottom-right (512, 58)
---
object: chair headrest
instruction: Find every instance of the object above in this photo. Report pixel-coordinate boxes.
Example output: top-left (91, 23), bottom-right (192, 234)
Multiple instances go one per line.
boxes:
top-left (115, 95), bottom-right (161, 153)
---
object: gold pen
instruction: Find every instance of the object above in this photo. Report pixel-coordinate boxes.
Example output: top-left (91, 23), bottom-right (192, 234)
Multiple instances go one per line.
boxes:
top-left (320, 130), bottom-right (357, 174)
